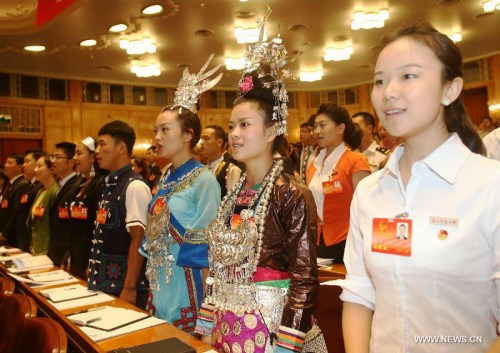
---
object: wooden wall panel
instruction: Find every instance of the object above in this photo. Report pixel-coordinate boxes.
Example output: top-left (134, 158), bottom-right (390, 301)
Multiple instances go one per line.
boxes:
top-left (43, 105), bottom-right (73, 151)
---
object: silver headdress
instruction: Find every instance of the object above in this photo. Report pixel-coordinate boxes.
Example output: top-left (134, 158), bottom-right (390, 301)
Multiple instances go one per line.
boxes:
top-left (237, 8), bottom-right (290, 136)
top-left (172, 54), bottom-right (223, 114)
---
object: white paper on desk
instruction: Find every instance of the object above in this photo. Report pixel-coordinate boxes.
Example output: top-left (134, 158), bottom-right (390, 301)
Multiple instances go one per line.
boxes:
top-left (79, 316), bottom-right (165, 342)
top-left (48, 292), bottom-right (115, 311)
top-left (28, 269), bottom-right (74, 282)
top-left (7, 272), bottom-right (78, 287)
top-left (0, 252), bottom-right (31, 262)
top-left (89, 309), bottom-right (149, 331)
top-left (67, 306), bottom-right (120, 325)
top-left (321, 279), bottom-right (344, 286)
top-left (317, 257), bottom-right (334, 267)
top-left (40, 283), bottom-right (103, 302)
top-left (8, 255), bottom-right (53, 273)
top-left (0, 246), bottom-right (22, 254)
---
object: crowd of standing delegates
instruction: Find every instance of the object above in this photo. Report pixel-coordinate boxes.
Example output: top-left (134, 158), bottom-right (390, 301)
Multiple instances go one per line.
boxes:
top-left (1, 20), bottom-right (500, 353)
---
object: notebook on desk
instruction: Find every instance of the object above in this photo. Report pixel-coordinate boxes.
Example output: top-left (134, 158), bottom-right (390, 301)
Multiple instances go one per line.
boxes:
top-left (113, 337), bottom-right (195, 353)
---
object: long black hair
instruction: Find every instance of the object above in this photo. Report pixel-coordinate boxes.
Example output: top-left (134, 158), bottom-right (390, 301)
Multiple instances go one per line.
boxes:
top-left (376, 22), bottom-right (485, 155)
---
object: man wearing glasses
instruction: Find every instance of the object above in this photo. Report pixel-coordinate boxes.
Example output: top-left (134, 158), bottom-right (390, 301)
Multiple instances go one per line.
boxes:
top-left (48, 142), bottom-right (82, 266)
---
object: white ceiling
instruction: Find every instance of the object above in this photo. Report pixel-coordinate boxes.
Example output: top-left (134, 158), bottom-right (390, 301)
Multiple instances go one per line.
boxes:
top-left (0, 0), bottom-right (499, 91)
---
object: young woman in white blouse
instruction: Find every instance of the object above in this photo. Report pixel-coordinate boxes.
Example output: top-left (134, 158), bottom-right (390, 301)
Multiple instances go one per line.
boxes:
top-left (341, 23), bottom-right (499, 353)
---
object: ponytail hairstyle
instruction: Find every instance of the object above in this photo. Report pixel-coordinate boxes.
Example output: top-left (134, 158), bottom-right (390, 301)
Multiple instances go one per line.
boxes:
top-left (234, 67), bottom-right (285, 153)
top-left (316, 102), bottom-right (359, 150)
top-left (375, 22), bottom-right (485, 155)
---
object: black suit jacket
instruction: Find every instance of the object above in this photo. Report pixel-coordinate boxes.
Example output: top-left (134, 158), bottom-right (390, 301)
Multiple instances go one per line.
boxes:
top-left (16, 181), bottom-right (43, 251)
top-left (0, 175), bottom-right (29, 247)
top-left (48, 174), bottom-right (82, 265)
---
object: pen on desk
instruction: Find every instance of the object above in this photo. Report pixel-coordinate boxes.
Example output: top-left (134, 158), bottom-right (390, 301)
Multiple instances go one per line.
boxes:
top-left (67, 306), bottom-right (107, 316)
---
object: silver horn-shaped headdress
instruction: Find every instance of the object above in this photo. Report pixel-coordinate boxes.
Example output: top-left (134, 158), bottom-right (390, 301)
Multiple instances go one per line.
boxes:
top-left (172, 54), bottom-right (223, 114)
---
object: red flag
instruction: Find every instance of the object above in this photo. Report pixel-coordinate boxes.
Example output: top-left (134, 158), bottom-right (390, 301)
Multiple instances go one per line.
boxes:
top-left (36, 0), bottom-right (75, 27)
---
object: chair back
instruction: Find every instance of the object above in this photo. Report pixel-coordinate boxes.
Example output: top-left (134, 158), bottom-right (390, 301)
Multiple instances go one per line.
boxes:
top-left (0, 277), bottom-right (15, 300)
top-left (14, 317), bottom-right (67, 353)
top-left (0, 294), bottom-right (37, 353)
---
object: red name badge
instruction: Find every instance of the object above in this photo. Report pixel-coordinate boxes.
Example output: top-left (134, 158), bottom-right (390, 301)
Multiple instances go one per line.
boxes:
top-left (70, 205), bottom-right (88, 220)
top-left (20, 194), bottom-right (28, 204)
top-left (96, 208), bottom-right (109, 225)
top-left (149, 174), bottom-right (155, 181)
top-left (372, 218), bottom-right (413, 256)
top-left (1, 199), bottom-right (8, 208)
top-left (58, 206), bottom-right (70, 219)
top-left (231, 214), bottom-right (255, 230)
top-left (323, 179), bottom-right (343, 195)
top-left (150, 197), bottom-right (166, 216)
top-left (151, 186), bottom-right (158, 196)
top-left (34, 206), bottom-right (45, 217)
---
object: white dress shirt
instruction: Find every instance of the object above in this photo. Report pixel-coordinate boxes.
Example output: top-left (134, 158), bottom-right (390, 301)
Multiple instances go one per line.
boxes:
top-left (208, 155), bottom-right (224, 173)
top-left (339, 133), bottom-right (500, 352)
top-left (483, 127), bottom-right (500, 161)
top-left (309, 143), bottom-right (346, 221)
top-left (363, 140), bottom-right (389, 173)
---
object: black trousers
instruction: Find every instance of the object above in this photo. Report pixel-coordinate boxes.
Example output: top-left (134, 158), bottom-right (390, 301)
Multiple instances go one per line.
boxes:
top-left (317, 234), bottom-right (346, 263)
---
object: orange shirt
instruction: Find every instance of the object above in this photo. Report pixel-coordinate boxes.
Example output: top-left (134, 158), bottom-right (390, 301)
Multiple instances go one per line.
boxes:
top-left (307, 150), bottom-right (370, 246)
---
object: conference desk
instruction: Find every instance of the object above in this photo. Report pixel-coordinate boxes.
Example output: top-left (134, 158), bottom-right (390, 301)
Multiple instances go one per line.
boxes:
top-left (0, 257), bottom-right (214, 353)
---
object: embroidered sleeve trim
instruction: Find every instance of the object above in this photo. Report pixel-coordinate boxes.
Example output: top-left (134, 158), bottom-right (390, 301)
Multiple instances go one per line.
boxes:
top-left (275, 325), bottom-right (306, 352)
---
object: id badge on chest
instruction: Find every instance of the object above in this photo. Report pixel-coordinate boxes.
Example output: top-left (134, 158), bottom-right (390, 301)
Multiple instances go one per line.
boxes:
top-left (1, 199), bottom-right (8, 208)
top-left (20, 194), bottom-right (28, 204)
top-left (58, 206), bottom-right (69, 219)
top-left (322, 179), bottom-right (343, 195)
top-left (70, 205), bottom-right (88, 220)
top-left (34, 206), bottom-right (44, 217)
top-left (372, 218), bottom-right (413, 256)
top-left (96, 208), bottom-right (109, 225)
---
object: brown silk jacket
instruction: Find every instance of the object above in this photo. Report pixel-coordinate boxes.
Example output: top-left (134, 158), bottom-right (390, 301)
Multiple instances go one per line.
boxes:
top-left (259, 172), bottom-right (319, 333)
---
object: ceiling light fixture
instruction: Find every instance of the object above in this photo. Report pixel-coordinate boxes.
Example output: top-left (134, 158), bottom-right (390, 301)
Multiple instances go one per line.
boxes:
top-left (120, 37), bottom-right (156, 55)
top-left (324, 46), bottom-right (353, 61)
top-left (483, 0), bottom-right (500, 12)
top-left (109, 23), bottom-right (128, 33)
top-left (80, 39), bottom-right (97, 47)
top-left (351, 9), bottom-right (389, 30)
top-left (234, 27), bottom-right (267, 44)
top-left (131, 61), bottom-right (161, 77)
top-left (24, 45), bottom-right (46, 52)
top-left (142, 4), bottom-right (163, 15)
top-left (225, 57), bottom-right (245, 70)
top-left (447, 32), bottom-right (463, 42)
top-left (299, 70), bottom-right (323, 82)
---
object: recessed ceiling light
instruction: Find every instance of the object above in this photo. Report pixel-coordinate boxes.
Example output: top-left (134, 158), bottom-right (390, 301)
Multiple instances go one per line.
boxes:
top-left (334, 35), bottom-right (350, 41)
top-left (80, 39), bottom-right (97, 47)
top-left (24, 45), bottom-right (46, 52)
top-left (436, 0), bottom-right (460, 6)
top-left (109, 23), bottom-right (128, 33)
top-left (142, 4), bottom-right (163, 15)
top-left (234, 10), bottom-right (256, 19)
top-left (195, 29), bottom-right (214, 36)
top-left (473, 12), bottom-right (495, 19)
top-left (176, 63), bottom-right (192, 69)
top-left (288, 24), bottom-right (309, 32)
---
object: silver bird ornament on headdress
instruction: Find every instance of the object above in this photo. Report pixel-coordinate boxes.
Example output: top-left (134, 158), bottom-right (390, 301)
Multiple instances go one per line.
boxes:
top-left (237, 7), bottom-right (290, 136)
top-left (172, 54), bottom-right (223, 114)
